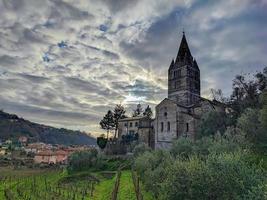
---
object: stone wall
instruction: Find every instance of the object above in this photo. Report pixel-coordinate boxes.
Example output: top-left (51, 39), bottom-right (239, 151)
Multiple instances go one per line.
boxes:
top-left (154, 99), bottom-right (178, 149)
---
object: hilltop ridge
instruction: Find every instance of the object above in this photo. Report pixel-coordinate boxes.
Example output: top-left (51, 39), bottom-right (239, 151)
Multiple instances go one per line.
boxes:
top-left (0, 110), bottom-right (96, 146)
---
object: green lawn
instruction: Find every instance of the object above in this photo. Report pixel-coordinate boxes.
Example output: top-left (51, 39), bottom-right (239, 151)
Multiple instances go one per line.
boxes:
top-left (117, 171), bottom-right (136, 200)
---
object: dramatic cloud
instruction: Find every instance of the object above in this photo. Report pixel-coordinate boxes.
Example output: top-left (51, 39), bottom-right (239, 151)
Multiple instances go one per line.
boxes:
top-left (0, 0), bottom-right (266, 136)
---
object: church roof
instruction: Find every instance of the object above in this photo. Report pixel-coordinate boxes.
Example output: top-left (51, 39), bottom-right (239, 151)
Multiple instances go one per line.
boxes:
top-left (175, 32), bottom-right (192, 63)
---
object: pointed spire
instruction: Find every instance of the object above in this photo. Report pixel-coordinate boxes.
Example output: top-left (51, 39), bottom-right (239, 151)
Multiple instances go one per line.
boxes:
top-left (175, 32), bottom-right (192, 63)
top-left (169, 59), bottom-right (175, 69)
top-left (193, 59), bottom-right (199, 70)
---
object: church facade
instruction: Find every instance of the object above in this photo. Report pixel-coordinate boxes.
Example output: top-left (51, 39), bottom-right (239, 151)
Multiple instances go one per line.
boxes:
top-left (154, 33), bottom-right (224, 149)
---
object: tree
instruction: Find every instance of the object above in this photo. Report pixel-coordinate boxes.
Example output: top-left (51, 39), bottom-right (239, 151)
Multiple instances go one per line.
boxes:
top-left (255, 67), bottom-right (267, 92)
top-left (67, 149), bottom-right (104, 173)
top-left (197, 110), bottom-right (233, 138)
top-left (210, 89), bottom-right (227, 103)
top-left (143, 105), bottom-right (153, 118)
top-left (237, 108), bottom-right (261, 144)
top-left (99, 110), bottom-right (115, 138)
top-left (97, 134), bottom-right (108, 149)
top-left (113, 104), bottom-right (126, 138)
top-left (259, 91), bottom-right (267, 151)
top-left (132, 103), bottom-right (143, 117)
top-left (229, 70), bottom-right (266, 119)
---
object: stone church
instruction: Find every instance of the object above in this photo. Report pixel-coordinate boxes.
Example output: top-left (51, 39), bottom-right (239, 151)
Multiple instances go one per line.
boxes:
top-left (118, 32), bottom-right (224, 150)
top-left (153, 32), bottom-right (224, 149)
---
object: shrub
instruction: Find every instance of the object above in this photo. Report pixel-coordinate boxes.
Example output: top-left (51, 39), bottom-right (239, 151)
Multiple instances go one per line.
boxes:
top-left (160, 152), bottom-right (266, 200)
top-left (132, 143), bottom-right (152, 158)
top-left (67, 149), bottom-right (105, 173)
top-left (170, 136), bottom-right (242, 160)
top-left (97, 136), bottom-right (107, 149)
top-left (197, 110), bottom-right (232, 138)
top-left (134, 137), bottom-right (267, 200)
top-left (170, 138), bottom-right (194, 159)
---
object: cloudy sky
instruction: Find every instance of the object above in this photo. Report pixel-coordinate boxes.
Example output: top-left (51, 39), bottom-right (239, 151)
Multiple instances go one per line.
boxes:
top-left (0, 0), bottom-right (266, 136)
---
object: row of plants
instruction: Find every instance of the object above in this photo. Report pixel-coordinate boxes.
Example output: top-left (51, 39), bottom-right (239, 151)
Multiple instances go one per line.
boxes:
top-left (0, 168), bottom-right (120, 200)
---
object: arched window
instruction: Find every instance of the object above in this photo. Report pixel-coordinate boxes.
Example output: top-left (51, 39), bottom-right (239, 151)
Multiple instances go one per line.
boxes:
top-left (161, 122), bottom-right (164, 132)
top-left (167, 122), bottom-right (170, 131)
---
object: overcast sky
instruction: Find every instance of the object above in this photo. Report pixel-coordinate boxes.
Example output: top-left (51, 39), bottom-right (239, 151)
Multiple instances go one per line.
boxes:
top-left (0, 0), bottom-right (266, 136)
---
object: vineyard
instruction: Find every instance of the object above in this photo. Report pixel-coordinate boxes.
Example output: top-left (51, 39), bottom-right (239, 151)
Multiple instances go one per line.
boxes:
top-left (0, 168), bottom-right (153, 200)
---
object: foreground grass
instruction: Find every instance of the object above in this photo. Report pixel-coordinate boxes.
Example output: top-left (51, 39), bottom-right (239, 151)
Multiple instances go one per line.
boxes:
top-left (0, 168), bottom-right (118, 200)
top-left (117, 171), bottom-right (136, 200)
top-left (93, 172), bottom-right (116, 200)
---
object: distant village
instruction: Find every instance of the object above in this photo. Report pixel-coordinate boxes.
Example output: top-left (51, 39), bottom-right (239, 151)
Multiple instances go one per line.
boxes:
top-left (0, 136), bottom-right (95, 167)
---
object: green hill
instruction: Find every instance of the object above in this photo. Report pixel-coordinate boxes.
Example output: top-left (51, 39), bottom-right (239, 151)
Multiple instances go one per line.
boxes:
top-left (0, 110), bottom-right (96, 146)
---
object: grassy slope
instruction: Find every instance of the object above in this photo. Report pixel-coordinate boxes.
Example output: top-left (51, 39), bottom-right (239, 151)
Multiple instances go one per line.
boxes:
top-left (117, 171), bottom-right (136, 200)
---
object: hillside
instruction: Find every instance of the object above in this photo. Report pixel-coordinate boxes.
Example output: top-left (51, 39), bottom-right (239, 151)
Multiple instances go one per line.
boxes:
top-left (0, 110), bottom-right (96, 146)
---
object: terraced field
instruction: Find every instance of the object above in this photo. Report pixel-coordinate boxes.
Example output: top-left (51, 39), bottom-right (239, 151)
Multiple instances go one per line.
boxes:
top-left (0, 167), bottom-right (153, 200)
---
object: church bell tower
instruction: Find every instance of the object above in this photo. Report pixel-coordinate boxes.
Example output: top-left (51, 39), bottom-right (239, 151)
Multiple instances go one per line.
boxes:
top-left (168, 32), bottom-right (200, 106)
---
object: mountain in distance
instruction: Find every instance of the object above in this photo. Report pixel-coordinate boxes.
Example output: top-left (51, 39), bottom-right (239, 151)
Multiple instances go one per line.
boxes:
top-left (0, 110), bottom-right (96, 146)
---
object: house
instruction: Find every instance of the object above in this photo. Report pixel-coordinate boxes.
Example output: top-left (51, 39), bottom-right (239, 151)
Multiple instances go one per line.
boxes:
top-left (5, 139), bottom-right (12, 145)
top-left (25, 143), bottom-right (46, 154)
top-left (18, 136), bottom-right (28, 145)
top-left (34, 150), bottom-right (70, 164)
top-left (55, 150), bottom-right (69, 164)
top-left (0, 148), bottom-right (6, 156)
top-left (34, 150), bottom-right (57, 164)
top-left (118, 116), bottom-right (154, 148)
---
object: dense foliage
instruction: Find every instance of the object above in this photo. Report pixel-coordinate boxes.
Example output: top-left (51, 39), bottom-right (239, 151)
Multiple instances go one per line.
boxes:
top-left (198, 68), bottom-right (267, 152)
top-left (67, 149), bottom-right (103, 173)
top-left (133, 137), bottom-right (267, 200)
top-left (67, 149), bottom-right (131, 173)
top-left (96, 136), bottom-right (108, 149)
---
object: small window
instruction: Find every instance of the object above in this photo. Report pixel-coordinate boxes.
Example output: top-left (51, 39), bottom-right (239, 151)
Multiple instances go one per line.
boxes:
top-left (130, 122), bottom-right (133, 127)
top-left (167, 122), bottom-right (170, 131)
top-left (124, 123), bottom-right (127, 127)
top-left (164, 112), bottom-right (168, 117)
top-left (161, 122), bottom-right (164, 132)
top-left (175, 80), bottom-right (181, 89)
top-left (174, 71), bottom-right (177, 78)
top-left (135, 122), bottom-right (138, 127)
top-left (186, 123), bottom-right (189, 132)
top-left (178, 69), bottom-right (181, 77)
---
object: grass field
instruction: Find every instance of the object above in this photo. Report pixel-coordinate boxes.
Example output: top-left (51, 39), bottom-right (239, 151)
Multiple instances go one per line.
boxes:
top-left (0, 168), bottom-right (116, 200)
top-left (0, 167), bottom-right (153, 200)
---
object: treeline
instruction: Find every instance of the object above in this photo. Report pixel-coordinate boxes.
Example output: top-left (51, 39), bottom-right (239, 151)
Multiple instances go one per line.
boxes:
top-left (199, 67), bottom-right (267, 152)
top-left (133, 67), bottom-right (267, 199)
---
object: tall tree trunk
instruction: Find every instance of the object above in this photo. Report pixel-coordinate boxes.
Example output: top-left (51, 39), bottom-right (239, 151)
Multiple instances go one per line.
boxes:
top-left (107, 129), bottom-right (109, 139)
top-left (114, 128), bottom-right (117, 139)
